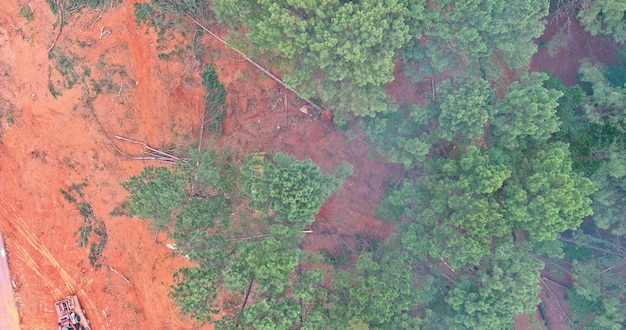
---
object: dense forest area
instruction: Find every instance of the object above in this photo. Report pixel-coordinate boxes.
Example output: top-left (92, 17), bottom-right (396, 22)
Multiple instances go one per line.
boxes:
top-left (116, 0), bottom-right (626, 329)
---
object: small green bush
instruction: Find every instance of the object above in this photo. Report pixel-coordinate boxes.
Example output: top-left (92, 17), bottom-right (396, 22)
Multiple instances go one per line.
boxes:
top-left (201, 66), bottom-right (227, 134)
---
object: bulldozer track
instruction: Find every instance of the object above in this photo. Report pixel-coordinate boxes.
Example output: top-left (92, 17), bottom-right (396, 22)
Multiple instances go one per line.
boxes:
top-left (0, 194), bottom-right (102, 327)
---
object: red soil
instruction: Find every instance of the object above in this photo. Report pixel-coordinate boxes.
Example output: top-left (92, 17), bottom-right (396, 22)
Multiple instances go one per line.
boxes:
top-left (530, 15), bottom-right (619, 85)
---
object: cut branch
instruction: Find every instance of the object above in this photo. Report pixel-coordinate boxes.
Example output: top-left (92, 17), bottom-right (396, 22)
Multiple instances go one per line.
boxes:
top-left (559, 237), bottom-right (626, 257)
top-left (114, 135), bottom-right (187, 164)
top-left (228, 230), bottom-right (312, 242)
top-left (540, 277), bottom-right (573, 325)
top-left (110, 267), bottom-right (133, 287)
top-left (236, 279), bottom-right (255, 328)
top-left (88, 9), bottom-right (103, 30)
top-left (185, 14), bottom-right (325, 114)
top-left (47, 0), bottom-right (63, 54)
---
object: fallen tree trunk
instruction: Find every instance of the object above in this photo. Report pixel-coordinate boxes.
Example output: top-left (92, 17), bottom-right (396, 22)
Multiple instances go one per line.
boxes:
top-left (185, 14), bottom-right (325, 114)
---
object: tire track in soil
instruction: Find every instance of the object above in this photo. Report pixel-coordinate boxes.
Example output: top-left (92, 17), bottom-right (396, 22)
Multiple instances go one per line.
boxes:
top-left (125, 1), bottom-right (154, 135)
top-left (0, 194), bottom-right (103, 327)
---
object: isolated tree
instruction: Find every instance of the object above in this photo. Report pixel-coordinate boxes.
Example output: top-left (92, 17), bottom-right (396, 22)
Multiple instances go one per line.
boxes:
top-left (122, 166), bottom-right (187, 230)
top-left (241, 152), bottom-right (351, 226)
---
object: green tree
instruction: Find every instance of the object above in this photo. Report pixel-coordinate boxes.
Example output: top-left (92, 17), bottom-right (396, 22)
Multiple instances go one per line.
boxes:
top-left (579, 60), bottom-right (626, 131)
top-left (324, 240), bottom-right (428, 329)
top-left (577, 0), bottom-right (626, 43)
top-left (214, 0), bottom-right (411, 117)
top-left (171, 266), bottom-right (222, 321)
top-left (436, 78), bottom-right (494, 143)
top-left (440, 243), bottom-right (543, 329)
top-left (403, 0), bottom-right (548, 81)
top-left (122, 166), bottom-right (187, 231)
top-left (241, 152), bottom-right (352, 226)
top-left (590, 151), bottom-right (626, 235)
top-left (394, 146), bottom-right (511, 268)
top-left (225, 230), bottom-right (302, 296)
top-left (490, 72), bottom-right (563, 150)
top-left (361, 105), bottom-right (436, 169)
top-left (502, 142), bottom-right (596, 241)
top-left (564, 234), bottom-right (626, 329)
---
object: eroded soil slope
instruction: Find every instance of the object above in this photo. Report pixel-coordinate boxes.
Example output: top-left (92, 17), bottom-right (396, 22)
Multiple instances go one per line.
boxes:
top-left (1, 1), bottom-right (206, 328)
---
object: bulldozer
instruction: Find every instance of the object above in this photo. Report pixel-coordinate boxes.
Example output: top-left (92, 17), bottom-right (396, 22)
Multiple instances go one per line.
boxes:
top-left (55, 295), bottom-right (90, 330)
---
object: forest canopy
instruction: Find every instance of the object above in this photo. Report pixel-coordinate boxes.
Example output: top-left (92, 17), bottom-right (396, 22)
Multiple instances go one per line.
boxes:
top-left (118, 0), bottom-right (626, 328)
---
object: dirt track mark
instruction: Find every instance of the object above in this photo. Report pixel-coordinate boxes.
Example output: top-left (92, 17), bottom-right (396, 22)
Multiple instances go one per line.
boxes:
top-left (125, 4), bottom-right (154, 122)
top-left (0, 195), bottom-right (75, 292)
top-left (0, 194), bottom-right (103, 327)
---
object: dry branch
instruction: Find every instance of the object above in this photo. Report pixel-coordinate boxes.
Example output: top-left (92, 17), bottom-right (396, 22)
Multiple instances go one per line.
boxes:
top-left (47, 0), bottom-right (63, 54)
top-left (88, 9), bottom-right (103, 30)
top-left (228, 231), bottom-right (313, 242)
top-left (559, 237), bottom-right (626, 257)
top-left (110, 267), bottom-right (133, 287)
top-left (540, 277), bottom-right (573, 325)
top-left (114, 135), bottom-right (187, 164)
top-left (431, 75), bottom-right (436, 101)
top-left (185, 15), bottom-right (325, 114)
top-left (99, 27), bottom-right (111, 39)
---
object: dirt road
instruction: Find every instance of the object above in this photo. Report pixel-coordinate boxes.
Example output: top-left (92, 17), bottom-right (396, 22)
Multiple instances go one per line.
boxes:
top-left (0, 233), bottom-right (19, 330)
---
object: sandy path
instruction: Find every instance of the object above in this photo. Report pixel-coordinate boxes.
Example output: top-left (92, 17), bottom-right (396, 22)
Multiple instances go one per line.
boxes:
top-left (0, 233), bottom-right (19, 330)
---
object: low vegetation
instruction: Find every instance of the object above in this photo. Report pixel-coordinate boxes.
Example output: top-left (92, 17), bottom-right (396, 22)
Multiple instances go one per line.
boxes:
top-left (60, 183), bottom-right (108, 269)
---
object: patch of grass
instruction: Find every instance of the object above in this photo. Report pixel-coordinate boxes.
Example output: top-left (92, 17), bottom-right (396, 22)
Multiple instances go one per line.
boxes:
top-left (52, 51), bottom-right (79, 89)
top-left (48, 79), bottom-right (62, 98)
top-left (19, 4), bottom-right (34, 22)
top-left (134, 3), bottom-right (156, 26)
top-left (46, 0), bottom-right (116, 15)
top-left (3, 108), bottom-right (17, 125)
top-left (61, 182), bottom-right (108, 269)
top-left (201, 66), bottom-right (227, 134)
top-left (320, 249), bottom-right (352, 268)
top-left (109, 202), bottom-right (129, 217)
top-left (88, 218), bottom-right (107, 269)
top-left (82, 66), bottom-right (91, 78)
top-left (92, 78), bottom-right (115, 94)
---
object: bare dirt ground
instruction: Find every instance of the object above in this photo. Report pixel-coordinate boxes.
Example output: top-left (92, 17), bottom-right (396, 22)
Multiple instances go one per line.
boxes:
top-left (531, 14), bottom-right (619, 85)
top-left (0, 1), bottom-right (205, 328)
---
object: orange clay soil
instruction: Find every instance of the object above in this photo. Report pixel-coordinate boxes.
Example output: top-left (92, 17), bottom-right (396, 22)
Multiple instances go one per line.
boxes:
top-left (0, 1), bottom-right (401, 329)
